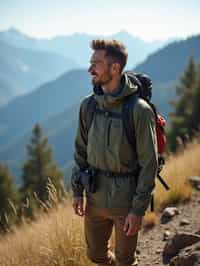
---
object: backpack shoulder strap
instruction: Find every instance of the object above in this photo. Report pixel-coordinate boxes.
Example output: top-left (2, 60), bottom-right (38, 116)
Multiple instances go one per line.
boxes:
top-left (122, 93), bottom-right (138, 148)
top-left (85, 94), bottom-right (97, 133)
top-left (122, 94), bottom-right (158, 146)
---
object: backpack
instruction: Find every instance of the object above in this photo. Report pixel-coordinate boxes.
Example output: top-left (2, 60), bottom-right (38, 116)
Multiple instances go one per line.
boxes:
top-left (85, 71), bottom-right (169, 211)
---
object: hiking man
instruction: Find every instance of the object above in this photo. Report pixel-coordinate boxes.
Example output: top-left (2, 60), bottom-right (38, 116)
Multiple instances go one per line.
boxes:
top-left (71, 39), bottom-right (158, 266)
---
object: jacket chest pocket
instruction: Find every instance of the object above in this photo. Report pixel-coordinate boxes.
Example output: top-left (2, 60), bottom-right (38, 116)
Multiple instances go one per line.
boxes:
top-left (107, 118), bottom-right (123, 148)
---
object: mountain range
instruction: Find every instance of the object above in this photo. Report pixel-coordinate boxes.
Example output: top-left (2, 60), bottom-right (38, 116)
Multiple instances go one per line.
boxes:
top-left (135, 34), bottom-right (200, 115)
top-left (0, 39), bottom-right (78, 105)
top-left (0, 69), bottom-right (90, 151)
top-left (0, 28), bottom-right (172, 105)
top-left (0, 28), bottom-right (170, 69)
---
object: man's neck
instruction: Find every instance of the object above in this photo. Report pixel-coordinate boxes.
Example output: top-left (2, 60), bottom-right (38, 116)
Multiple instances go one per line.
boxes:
top-left (102, 75), bottom-right (121, 94)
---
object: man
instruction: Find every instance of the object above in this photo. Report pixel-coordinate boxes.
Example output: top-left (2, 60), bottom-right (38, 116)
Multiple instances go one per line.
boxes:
top-left (71, 39), bottom-right (158, 266)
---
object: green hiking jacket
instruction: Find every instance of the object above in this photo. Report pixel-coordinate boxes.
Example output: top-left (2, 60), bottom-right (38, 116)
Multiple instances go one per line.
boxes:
top-left (71, 73), bottom-right (158, 216)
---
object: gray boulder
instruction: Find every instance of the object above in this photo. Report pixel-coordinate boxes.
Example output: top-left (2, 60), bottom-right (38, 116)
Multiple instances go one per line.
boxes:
top-left (170, 242), bottom-right (200, 266)
top-left (164, 232), bottom-right (200, 257)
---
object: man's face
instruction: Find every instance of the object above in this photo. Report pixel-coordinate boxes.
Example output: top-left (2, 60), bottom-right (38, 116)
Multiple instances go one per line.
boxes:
top-left (88, 50), bottom-right (113, 86)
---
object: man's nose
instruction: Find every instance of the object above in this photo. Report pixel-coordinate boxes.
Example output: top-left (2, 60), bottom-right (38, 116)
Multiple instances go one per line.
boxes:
top-left (88, 65), bottom-right (92, 73)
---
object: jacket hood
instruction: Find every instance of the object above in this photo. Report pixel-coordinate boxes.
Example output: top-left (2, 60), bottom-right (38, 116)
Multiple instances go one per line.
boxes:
top-left (93, 72), bottom-right (139, 108)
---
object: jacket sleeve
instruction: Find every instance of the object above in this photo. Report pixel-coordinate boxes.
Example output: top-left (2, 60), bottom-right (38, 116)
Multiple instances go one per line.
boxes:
top-left (130, 99), bottom-right (158, 216)
top-left (71, 97), bottom-right (89, 197)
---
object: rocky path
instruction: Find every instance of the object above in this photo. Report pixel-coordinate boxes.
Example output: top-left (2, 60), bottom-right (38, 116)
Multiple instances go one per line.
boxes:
top-left (137, 191), bottom-right (200, 266)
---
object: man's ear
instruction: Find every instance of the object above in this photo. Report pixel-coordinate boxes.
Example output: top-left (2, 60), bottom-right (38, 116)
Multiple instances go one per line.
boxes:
top-left (111, 62), bottom-right (121, 74)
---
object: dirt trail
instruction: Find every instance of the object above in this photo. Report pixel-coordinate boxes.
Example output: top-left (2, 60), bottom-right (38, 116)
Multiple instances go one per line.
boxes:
top-left (137, 191), bottom-right (200, 266)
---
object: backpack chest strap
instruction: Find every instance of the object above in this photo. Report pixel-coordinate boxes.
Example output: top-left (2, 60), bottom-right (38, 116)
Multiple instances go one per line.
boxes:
top-left (95, 108), bottom-right (122, 119)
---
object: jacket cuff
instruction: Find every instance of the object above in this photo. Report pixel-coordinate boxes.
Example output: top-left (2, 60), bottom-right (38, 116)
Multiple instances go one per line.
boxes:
top-left (129, 207), bottom-right (145, 217)
top-left (131, 195), bottom-right (152, 216)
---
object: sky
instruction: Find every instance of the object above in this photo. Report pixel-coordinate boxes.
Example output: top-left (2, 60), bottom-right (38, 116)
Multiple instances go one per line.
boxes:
top-left (0, 0), bottom-right (200, 41)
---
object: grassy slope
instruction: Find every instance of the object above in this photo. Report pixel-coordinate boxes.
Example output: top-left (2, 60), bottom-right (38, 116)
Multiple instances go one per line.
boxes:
top-left (0, 139), bottom-right (199, 266)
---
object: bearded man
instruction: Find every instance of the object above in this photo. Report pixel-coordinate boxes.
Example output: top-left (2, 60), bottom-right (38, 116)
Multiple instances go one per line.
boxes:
top-left (71, 39), bottom-right (158, 266)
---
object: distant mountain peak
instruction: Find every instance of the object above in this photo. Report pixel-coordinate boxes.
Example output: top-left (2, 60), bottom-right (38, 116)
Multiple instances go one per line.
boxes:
top-left (116, 29), bottom-right (133, 36)
top-left (7, 27), bottom-right (20, 34)
top-left (111, 30), bottom-right (145, 43)
top-left (1, 27), bottom-right (30, 41)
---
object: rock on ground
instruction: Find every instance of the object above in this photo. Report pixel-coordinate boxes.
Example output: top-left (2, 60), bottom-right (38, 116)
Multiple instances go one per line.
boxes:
top-left (170, 242), bottom-right (200, 266)
top-left (187, 176), bottom-right (200, 190)
top-left (164, 232), bottom-right (200, 257)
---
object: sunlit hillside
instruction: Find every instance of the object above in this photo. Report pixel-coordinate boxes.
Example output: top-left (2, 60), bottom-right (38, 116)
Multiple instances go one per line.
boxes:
top-left (0, 138), bottom-right (199, 266)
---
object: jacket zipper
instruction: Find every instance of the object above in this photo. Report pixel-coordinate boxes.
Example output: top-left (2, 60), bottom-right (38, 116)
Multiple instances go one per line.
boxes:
top-left (107, 120), bottom-right (112, 147)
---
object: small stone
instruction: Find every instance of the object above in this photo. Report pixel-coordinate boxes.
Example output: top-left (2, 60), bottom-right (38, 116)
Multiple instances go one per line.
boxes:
top-left (187, 176), bottom-right (200, 190)
top-left (136, 248), bottom-right (140, 254)
top-left (156, 248), bottom-right (162, 254)
top-left (180, 219), bottom-right (190, 226)
top-left (162, 207), bottom-right (180, 219)
top-left (163, 230), bottom-right (171, 241)
top-left (195, 230), bottom-right (200, 235)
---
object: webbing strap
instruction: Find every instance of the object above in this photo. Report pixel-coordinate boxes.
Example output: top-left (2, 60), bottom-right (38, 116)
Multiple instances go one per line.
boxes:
top-left (151, 195), bottom-right (154, 212)
top-left (157, 174), bottom-right (170, 190)
top-left (86, 95), bottom-right (96, 133)
top-left (89, 166), bottom-right (140, 179)
top-left (122, 94), bottom-right (138, 148)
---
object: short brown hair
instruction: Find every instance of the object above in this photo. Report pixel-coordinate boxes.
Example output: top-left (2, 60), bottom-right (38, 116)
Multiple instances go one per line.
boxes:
top-left (91, 39), bottom-right (128, 72)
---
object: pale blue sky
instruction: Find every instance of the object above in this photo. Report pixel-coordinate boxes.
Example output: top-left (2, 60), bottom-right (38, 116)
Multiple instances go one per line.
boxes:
top-left (1, 0), bottom-right (200, 41)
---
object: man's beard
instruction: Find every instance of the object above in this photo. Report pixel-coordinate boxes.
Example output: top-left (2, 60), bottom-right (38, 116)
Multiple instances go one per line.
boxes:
top-left (92, 72), bottom-right (113, 87)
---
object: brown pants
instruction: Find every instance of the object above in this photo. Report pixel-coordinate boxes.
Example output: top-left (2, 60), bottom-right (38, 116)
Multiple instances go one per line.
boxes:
top-left (84, 205), bottom-right (138, 266)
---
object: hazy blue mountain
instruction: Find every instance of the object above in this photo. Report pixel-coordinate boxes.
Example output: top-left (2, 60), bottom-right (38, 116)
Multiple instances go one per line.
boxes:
top-left (0, 39), bottom-right (78, 105)
top-left (134, 35), bottom-right (200, 83)
top-left (0, 28), bottom-right (169, 68)
top-left (134, 34), bottom-right (200, 117)
top-left (111, 31), bottom-right (168, 68)
top-left (1, 33), bottom-right (200, 180)
top-left (0, 104), bottom-right (79, 183)
top-left (0, 69), bottom-right (91, 151)
top-left (0, 76), bottom-right (16, 106)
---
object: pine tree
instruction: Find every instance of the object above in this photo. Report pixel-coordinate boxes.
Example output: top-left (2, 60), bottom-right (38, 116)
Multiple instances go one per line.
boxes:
top-left (169, 57), bottom-right (198, 150)
top-left (190, 64), bottom-right (200, 132)
top-left (21, 123), bottom-right (64, 216)
top-left (176, 57), bottom-right (197, 96)
top-left (0, 164), bottom-right (19, 232)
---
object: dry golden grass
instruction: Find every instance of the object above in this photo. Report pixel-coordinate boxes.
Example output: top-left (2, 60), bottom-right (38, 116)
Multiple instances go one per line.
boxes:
top-left (154, 138), bottom-right (200, 210)
top-left (0, 200), bottom-right (93, 266)
top-left (143, 212), bottom-right (159, 231)
top-left (0, 138), bottom-right (199, 265)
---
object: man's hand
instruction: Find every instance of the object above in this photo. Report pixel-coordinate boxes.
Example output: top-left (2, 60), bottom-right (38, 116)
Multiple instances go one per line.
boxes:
top-left (72, 197), bottom-right (85, 217)
top-left (123, 213), bottom-right (143, 236)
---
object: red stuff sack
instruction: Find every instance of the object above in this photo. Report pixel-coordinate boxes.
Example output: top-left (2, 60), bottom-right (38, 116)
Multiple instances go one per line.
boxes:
top-left (156, 114), bottom-right (167, 155)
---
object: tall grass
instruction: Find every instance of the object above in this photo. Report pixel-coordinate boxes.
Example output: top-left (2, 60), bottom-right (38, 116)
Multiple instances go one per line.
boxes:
top-left (0, 139), bottom-right (199, 265)
top-left (0, 200), bottom-right (93, 266)
top-left (155, 138), bottom-right (200, 210)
